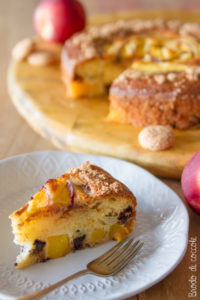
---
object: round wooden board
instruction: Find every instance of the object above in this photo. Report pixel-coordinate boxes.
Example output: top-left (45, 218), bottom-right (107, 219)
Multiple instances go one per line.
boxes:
top-left (7, 11), bottom-right (200, 179)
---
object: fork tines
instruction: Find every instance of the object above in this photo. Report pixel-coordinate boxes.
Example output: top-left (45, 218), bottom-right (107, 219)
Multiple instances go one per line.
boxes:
top-left (97, 236), bottom-right (143, 273)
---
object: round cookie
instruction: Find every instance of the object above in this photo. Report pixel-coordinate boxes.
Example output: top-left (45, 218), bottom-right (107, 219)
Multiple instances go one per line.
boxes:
top-left (27, 51), bottom-right (56, 66)
top-left (12, 38), bottom-right (35, 61)
top-left (138, 125), bottom-right (176, 151)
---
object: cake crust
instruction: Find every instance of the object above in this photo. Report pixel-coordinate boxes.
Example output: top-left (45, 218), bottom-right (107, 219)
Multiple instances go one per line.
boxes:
top-left (109, 67), bottom-right (200, 129)
top-left (66, 161), bottom-right (134, 199)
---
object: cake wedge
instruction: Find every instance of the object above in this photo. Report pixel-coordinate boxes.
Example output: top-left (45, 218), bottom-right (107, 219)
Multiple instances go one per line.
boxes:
top-left (9, 161), bottom-right (137, 269)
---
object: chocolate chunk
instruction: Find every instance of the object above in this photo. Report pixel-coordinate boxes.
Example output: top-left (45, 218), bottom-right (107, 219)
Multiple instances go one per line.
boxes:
top-left (41, 258), bottom-right (50, 263)
top-left (33, 240), bottom-right (46, 252)
top-left (105, 84), bottom-right (111, 94)
top-left (171, 123), bottom-right (177, 129)
top-left (118, 206), bottom-right (133, 224)
top-left (73, 235), bottom-right (86, 250)
top-left (115, 50), bottom-right (122, 63)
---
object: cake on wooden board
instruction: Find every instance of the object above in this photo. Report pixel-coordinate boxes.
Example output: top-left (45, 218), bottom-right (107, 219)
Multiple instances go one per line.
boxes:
top-left (62, 18), bottom-right (200, 129)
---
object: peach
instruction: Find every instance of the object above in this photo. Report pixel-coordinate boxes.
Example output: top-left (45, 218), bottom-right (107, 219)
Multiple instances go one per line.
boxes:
top-left (181, 150), bottom-right (200, 215)
top-left (109, 224), bottom-right (129, 242)
top-left (91, 228), bottom-right (106, 242)
top-left (33, 0), bottom-right (86, 43)
top-left (47, 234), bottom-right (70, 258)
top-left (44, 178), bottom-right (71, 205)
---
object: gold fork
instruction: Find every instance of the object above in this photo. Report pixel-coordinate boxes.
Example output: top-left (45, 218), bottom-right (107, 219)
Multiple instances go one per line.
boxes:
top-left (17, 237), bottom-right (143, 300)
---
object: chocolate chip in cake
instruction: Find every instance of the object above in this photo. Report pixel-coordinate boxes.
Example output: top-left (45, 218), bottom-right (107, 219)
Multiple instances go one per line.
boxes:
top-left (33, 240), bottom-right (46, 252)
top-left (105, 84), bottom-right (111, 93)
top-left (41, 258), bottom-right (50, 263)
top-left (171, 123), bottom-right (177, 129)
top-left (118, 206), bottom-right (133, 224)
top-left (115, 48), bottom-right (122, 63)
top-left (73, 234), bottom-right (86, 250)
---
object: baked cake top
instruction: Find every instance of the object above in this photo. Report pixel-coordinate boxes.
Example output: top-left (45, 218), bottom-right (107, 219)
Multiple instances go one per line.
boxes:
top-left (112, 64), bottom-right (200, 87)
top-left (65, 161), bottom-right (134, 199)
top-left (62, 19), bottom-right (200, 72)
top-left (10, 162), bottom-right (136, 221)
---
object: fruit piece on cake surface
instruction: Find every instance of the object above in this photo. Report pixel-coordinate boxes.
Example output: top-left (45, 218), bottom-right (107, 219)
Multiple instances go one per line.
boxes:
top-left (181, 150), bottom-right (200, 215)
top-left (61, 18), bottom-right (200, 109)
top-left (33, 0), bottom-right (86, 43)
top-left (9, 162), bottom-right (137, 269)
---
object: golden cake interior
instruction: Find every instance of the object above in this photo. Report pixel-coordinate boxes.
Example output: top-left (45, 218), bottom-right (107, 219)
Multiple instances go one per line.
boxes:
top-left (9, 162), bottom-right (136, 269)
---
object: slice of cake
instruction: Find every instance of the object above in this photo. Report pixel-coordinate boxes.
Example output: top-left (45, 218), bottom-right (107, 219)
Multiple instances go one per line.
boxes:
top-left (9, 162), bottom-right (137, 269)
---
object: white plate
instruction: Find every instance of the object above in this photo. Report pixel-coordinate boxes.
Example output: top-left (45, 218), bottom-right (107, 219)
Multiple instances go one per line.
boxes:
top-left (0, 151), bottom-right (189, 300)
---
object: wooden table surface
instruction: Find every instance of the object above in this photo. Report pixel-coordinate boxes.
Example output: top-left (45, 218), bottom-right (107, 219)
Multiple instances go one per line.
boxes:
top-left (1, 1), bottom-right (200, 299)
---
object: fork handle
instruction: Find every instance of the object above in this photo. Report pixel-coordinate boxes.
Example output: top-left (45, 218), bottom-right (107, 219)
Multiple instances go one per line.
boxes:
top-left (16, 269), bottom-right (89, 300)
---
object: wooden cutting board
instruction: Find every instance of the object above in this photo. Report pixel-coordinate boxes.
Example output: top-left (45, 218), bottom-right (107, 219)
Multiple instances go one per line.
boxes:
top-left (7, 11), bottom-right (200, 179)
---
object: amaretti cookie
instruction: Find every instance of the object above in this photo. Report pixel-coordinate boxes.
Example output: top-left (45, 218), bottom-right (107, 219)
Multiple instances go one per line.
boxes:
top-left (138, 125), bottom-right (176, 151)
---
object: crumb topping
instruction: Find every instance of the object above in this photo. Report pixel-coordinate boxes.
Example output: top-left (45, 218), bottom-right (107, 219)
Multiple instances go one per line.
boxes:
top-left (67, 161), bottom-right (132, 198)
top-left (167, 73), bottom-right (177, 81)
top-left (65, 19), bottom-right (200, 63)
top-left (113, 69), bottom-right (142, 84)
top-left (154, 74), bottom-right (165, 85)
top-left (185, 66), bottom-right (200, 81)
top-left (112, 64), bottom-right (200, 89)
